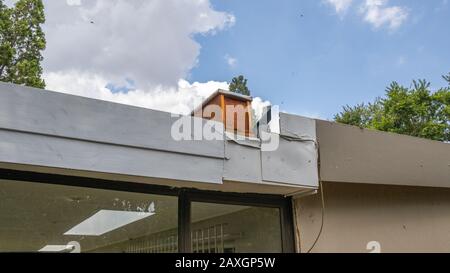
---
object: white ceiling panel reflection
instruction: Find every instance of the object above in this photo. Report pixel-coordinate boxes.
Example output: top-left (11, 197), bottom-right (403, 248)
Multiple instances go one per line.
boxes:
top-left (64, 210), bottom-right (156, 236)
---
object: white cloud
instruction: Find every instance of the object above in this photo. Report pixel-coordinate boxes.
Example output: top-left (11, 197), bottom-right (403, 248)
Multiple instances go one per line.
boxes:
top-left (325, 0), bottom-right (354, 15)
top-left (45, 71), bottom-right (272, 120)
top-left (360, 0), bottom-right (408, 30)
top-left (14, 0), bottom-right (241, 115)
top-left (224, 54), bottom-right (237, 68)
top-left (251, 97), bottom-right (272, 121)
top-left (42, 0), bottom-right (235, 89)
top-left (324, 0), bottom-right (408, 30)
top-left (45, 71), bottom-right (229, 115)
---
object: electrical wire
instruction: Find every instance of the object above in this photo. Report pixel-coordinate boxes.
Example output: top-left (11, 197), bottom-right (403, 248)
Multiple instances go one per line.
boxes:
top-left (292, 198), bottom-right (303, 253)
top-left (271, 127), bottom-right (325, 253)
top-left (306, 180), bottom-right (325, 253)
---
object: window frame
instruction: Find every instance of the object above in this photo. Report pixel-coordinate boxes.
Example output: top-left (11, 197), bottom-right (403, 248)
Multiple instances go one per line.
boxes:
top-left (0, 168), bottom-right (295, 253)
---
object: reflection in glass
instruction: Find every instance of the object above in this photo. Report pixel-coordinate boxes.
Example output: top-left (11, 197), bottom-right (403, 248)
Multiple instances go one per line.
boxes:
top-left (0, 179), bottom-right (178, 253)
top-left (191, 202), bottom-right (282, 253)
top-left (64, 209), bottom-right (156, 236)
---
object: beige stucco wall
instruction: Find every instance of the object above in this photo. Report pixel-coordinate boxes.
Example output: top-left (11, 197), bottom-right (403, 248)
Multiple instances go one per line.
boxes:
top-left (316, 120), bottom-right (450, 188)
top-left (294, 182), bottom-right (450, 253)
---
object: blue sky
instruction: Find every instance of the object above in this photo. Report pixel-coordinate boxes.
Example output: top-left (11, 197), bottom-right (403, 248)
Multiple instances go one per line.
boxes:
top-left (25, 0), bottom-right (449, 117)
top-left (189, 0), bottom-right (450, 119)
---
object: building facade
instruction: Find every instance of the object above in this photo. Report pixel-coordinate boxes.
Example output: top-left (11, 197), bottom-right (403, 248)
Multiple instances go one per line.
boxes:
top-left (0, 82), bottom-right (448, 253)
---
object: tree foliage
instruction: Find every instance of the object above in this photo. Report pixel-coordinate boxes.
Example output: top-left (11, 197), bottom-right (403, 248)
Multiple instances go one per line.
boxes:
top-left (0, 0), bottom-right (46, 88)
top-left (229, 75), bottom-right (251, 96)
top-left (335, 75), bottom-right (450, 142)
top-left (443, 72), bottom-right (450, 85)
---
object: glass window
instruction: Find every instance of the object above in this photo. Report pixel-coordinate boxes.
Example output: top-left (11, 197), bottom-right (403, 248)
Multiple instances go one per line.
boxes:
top-left (0, 179), bottom-right (178, 253)
top-left (191, 202), bottom-right (282, 253)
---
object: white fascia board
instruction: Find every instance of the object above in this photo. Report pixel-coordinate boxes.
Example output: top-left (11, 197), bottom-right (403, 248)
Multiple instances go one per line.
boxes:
top-left (0, 129), bottom-right (224, 184)
top-left (0, 82), bottom-right (224, 159)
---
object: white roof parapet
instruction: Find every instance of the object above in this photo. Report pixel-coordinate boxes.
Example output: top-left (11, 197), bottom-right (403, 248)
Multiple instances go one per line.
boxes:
top-left (0, 82), bottom-right (223, 159)
top-left (0, 82), bottom-right (319, 192)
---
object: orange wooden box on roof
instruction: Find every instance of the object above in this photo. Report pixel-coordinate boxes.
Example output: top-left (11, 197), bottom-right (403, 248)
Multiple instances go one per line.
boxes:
top-left (192, 89), bottom-right (254, 137)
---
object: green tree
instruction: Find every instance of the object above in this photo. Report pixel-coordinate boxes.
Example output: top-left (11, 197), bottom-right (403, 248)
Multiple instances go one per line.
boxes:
top-left (443, 72), bottom-right (450, 85)
top-left (229, 75), bottom-right (251, 96)
top-left (334, 74), bottom-right (450, 142)
top-left (0, 0), bottom-right (46, 88)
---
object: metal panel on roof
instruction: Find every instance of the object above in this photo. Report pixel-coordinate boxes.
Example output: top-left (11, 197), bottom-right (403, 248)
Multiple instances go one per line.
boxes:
top-left (261, 114), bottom-right (319, 188)
top-left (0, 130), bottom-right (223, 184)
top-left (0, 82), bottom-right (224, 159)
top-left (0, 82), bottom-right (320, 190)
